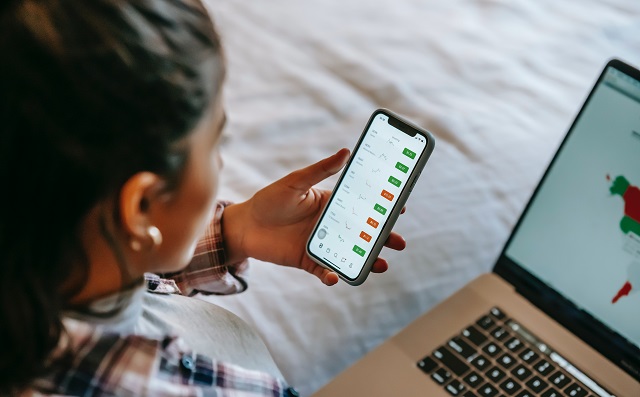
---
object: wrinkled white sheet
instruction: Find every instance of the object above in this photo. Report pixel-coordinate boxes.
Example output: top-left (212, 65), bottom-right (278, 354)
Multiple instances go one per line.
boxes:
top-left (198, 0), bottom-right (640, 394)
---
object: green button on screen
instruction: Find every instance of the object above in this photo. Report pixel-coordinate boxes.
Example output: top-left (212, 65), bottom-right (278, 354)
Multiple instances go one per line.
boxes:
top-left (388, 176), bottom-right (401, 187)
top-left (374, 203), bottom-right (387, 215)
top-left (395, 162), bottom-right (409, 173)
top-left (353, 245), bottom-right (366, 257)
top-left (403, 148), bottom-right (416, 159)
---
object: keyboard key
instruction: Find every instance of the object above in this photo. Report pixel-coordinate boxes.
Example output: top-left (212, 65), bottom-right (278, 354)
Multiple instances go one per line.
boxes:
top-left (445, 379), bottom-right (466, 396)
top-left (564, 383), bottom-right (588, 397)
top-left (462, 325), bottom-right (488, 346)
top-left (422, 307), bottom-right (589, 397)
top-left (476, 315), bottom-right (495, 330)
top-left (490, 307), bottom-right (506, 320)
top-left (504, 337), bottom-right (524, 353)
top-left (525, 376), bottom-right (548, 393)
top-left (471, 355), bottom-right (491, 371)
top-left (497, 353), bottom-right (516, 369)
top-left (431, 367), bottom-right (452, 384)
top-left (549, 371), bottom-right (570, 388)
top-left (499, 378), bottom-right (521, 396)
top-left (518, 348), bottom-right (539, 364)
top-left (433, 347), bottom-right (470, 376)
top-left (541, 388), bottom-right (561, 397)
top-left (486, 366), bottom-right (506, 383)
top-left (463, 371), bottom-right (484, 388)
top-left (417, 356), bottom-right (438, 374)
top-left (449, 337), bottom-right (477, 360)
top-left (478, 383), bottom-right (500, 397)
top-left (490, 326), bottom-right (510, 341)
top-left (534, 359), bottom-right (555, 376)
top-left (510, 364), bottom-right (531, 381)
top-left (482, 342), bottom-right (503, 357)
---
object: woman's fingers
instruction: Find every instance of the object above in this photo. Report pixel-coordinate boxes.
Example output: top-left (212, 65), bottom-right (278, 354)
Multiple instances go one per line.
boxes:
top-left (286, 149), bottom-right (350, 192)
top-left (384, 232), bottom-right (406, 251)
top-left (371, 257), bottom-right (389, 273)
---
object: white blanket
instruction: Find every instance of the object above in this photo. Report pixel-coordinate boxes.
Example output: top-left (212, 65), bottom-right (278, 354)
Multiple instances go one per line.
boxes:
top-left (198, 0), bottom-right (640, 394)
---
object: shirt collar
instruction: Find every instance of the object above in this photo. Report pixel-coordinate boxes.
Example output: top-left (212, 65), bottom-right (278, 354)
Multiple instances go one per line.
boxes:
top-left (63, 280), bottom-right (146, 334)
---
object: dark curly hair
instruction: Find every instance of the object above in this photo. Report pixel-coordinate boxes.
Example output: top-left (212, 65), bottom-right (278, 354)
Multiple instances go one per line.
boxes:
top-left (0, 0), bottom-right (223, 393)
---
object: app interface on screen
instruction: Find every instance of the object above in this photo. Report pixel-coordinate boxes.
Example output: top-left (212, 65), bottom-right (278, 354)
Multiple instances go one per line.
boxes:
top-left (309, 113), bottom-right (427, 279)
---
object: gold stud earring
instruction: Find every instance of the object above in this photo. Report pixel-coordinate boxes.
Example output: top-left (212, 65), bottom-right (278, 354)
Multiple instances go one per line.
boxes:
top-left (148, 226), bottom-right (163, 247)
top-left (130, 226), bottom-right (162, 252)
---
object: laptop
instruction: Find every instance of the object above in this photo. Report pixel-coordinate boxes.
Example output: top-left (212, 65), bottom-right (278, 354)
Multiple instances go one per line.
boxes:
top-left (313, 58), bottom-right (640, 397)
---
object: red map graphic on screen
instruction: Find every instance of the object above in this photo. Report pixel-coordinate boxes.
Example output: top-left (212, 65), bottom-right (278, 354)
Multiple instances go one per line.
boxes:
top-left (623, 185), bottom-right (640, 223)
top-left (608, 175), bottom-right (640, 304)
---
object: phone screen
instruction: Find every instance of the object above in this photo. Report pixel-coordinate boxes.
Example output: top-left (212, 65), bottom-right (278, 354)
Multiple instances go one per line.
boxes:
top-left (308, 111), bottom-right (428, 280)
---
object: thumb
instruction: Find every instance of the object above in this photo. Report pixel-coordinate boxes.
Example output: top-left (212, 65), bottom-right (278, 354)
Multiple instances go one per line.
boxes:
top-left (288, 148), bottom-right (350, 191)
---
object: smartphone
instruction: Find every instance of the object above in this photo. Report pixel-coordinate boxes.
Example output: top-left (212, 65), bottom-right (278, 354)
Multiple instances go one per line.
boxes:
top-left (306, 109), bottom-right (435, 285)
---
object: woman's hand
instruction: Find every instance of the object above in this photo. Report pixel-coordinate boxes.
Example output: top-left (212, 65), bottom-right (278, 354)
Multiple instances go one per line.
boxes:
top-left (222, 149), bottom-right (406, 285)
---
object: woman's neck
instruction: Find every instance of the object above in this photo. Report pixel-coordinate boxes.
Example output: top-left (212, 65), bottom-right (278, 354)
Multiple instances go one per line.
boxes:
top-left (63, 205), bottom-right (140, 306)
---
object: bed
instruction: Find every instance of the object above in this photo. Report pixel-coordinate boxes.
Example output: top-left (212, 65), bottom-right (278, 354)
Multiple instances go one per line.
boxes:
top-left (197, 0), bottom-right (640, 395)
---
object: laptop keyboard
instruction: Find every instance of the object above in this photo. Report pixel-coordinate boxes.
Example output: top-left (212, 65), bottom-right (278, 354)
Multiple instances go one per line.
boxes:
top-left (417, 307), bottom-right (600, 397)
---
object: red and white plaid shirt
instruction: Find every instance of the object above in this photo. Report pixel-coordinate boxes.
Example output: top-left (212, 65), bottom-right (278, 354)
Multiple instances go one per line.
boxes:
top-left (28, 202), bottom-right (299, 397)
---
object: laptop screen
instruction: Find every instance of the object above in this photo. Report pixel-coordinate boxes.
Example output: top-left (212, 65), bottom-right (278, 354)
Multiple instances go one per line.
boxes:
top-left (499, 60), bottom-right (640, 373)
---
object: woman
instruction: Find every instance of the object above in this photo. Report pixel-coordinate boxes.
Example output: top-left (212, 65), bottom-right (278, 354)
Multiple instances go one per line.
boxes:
top-left (0, 0), bottom-right (405, 395)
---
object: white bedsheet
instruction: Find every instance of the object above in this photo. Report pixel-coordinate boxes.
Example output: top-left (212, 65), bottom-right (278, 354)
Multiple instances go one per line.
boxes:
top-left (198, 0), bottom-right (640, 394)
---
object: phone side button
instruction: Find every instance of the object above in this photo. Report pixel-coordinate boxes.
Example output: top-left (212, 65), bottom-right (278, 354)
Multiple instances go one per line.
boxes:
top-left (409, 176), bottom-right (419, 191)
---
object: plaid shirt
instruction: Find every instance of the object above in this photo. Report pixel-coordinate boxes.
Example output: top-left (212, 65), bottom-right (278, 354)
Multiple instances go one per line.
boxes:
top-left (157, 201), bottom-right (250, 297)
top-left (29, 202), bottom-right (299, 397)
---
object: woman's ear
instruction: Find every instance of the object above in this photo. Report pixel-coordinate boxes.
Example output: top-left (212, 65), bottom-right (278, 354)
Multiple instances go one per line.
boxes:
top-left (119, 172), bottom-right (166, 249)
